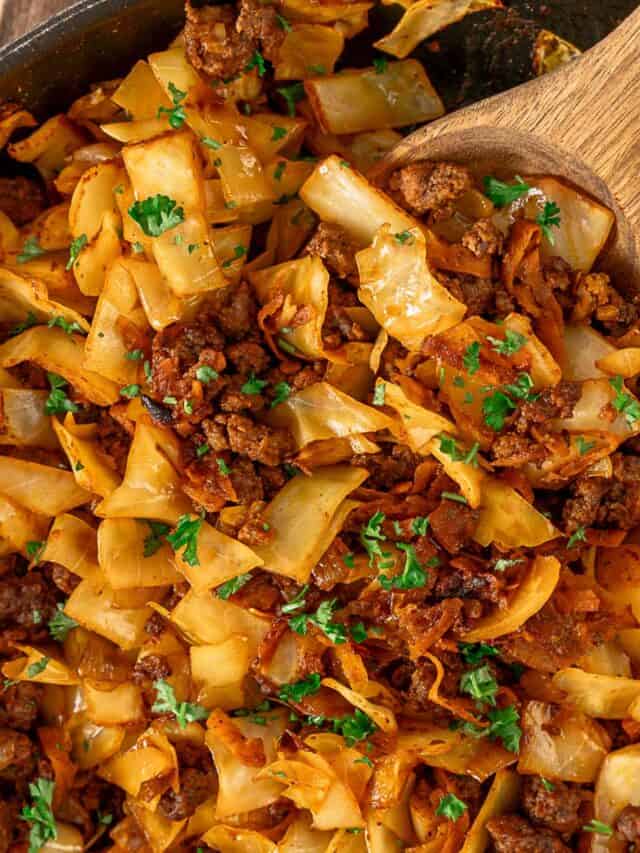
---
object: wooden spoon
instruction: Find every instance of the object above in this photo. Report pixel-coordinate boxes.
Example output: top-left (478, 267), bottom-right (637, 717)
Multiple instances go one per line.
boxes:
top-left (375, 9), bottom-right (640, 285)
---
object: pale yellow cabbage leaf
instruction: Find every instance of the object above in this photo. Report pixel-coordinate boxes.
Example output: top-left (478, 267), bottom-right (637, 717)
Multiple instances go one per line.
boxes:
top-left (84, 682), bottom-right (146, 726)
top-left (96, 423), bottom-right (192, 523)
top-left (461, 555), bottom-right (560, 642)
top-left (174, 519), bottom-right (264, 593)
top-left (460, 769), bottom-right (521, 853)
top-left (276, 24), bottom-right (345, 79)
top-left (191, 637), bottom-right (249, 710)
top-left (592, 745), bottom-right (640, 853)
top-left (563, 325), bottom-right (615, 380)
top-left (474, 478), bottom-right (559, 549)
top-left (201, 827), bottom-right (276, 853)
top-left (65, 580), bottom-right (151, 650)
top-left (0, 494), bottom-right (49, 558)
top-left (0, 388), bottom-right (57, 448)
top-left (0, 267), bottom-right (90, 333)
top-left (0, 456), bottom-right (90, 516)
top-left (2, 644), bottom-right (79, 685)
top-left (357, 226), bottom-right (465, 351)
top-left (252, 465), bottom-right (368, 582)
top-left (69, 160), bottom-right (125, 241)
top-left (552, 669), bottom-right (640, 720)
top-left (41, 513), bottom-right (101, 585)
top-left (51, 416), bottom-right (121, 499)
top-left (98, 518), bottom-right (181, 589)
top-left (306, 60), bottom-right (444, 135)
top-left (0, 325), bottom-right (120, 405)
top-left (99, 727), bottom-right (178, 802)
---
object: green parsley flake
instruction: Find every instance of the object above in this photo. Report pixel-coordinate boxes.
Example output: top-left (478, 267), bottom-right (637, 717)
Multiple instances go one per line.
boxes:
top-left (120, 384), bottom-right (140, 399)
top-left (271, 381), bottom-right (292, 408)
top-left (438, 434), bottom-right (479, 467)
top-left (350, 622), bottom-right (367, 643)
top-left (281, 584), bottom-right (309, 614)
top-left (45, 372), bottom-right (79, 416)
top-left (128, 194), bottom-right (185, 237)
top-left (540, 778), bottom-right (555, 792)
top-left (333, 708), bottom-right (376, 746)
top-left (66, 234), bottom-right (88, 270)
top-left (245, 50), bottom-right (267, 77)
top-left (582, 820), bottom-right (612, 836)
top-left (610, 375), bottom-right (640, 426)
top-left (21, 778), bottom-right (57, 853)
top-left (411, 516), bottom-right (429, 536)
top-left (196, 443), bottom-right (210, 458)
top-left (216, 457), bottom-right (232, 475)
top-left (196, 364), bottom-right (219, 383)
top-left (289, 598), bottom-right (347, 644)
top-left (47, 315), bottom-right (85, 336)
top-left (394, 230), bottom-right (414, 245)
top-left (276, 12), bottom-right (292, 31)
top-left (143, 521), bottom-right (170, 557)
top-left (493, 557), bottom-right (524, 572)
top-left (167, 514), bottom-right (203, 567)
top-left (26, 541), bottom-right (45, 563)
top-left (273, 160), bottom-right (287, 181)
top-left (343, 552), bottom-right (355, 569)
top-left (17, 236), bottom-right (46, 264)
top-left (48, 603), bottom-right (78, 642)
top-left (10, 311), bottom-right (38, 337)
top-left (373, 382), bottom-right (385, 406)
top-left (271, 125), bottom-right (288, 141)
top-left (125, 349), bottom-right (144, 360)
top-left (483, 175), bottom-right (530, 207)
top-left (277, 82), bottom-right (305, 116)
top-left (459, 642), bottom-right (499, 666)
top-left (241, 372), bottom-right (268, 395)
top-left (536, 200), bottom-right (562, 244)
top-left (27, 657), bottom-right (49, 678)
top-left (460, 664), bottom-right (498, 706)
top-left (152, 679), bottom-right (208, 728)
top-left (216, 573), bottom-right (253, 599)
top-left (441, 491), bottom-right (468, 504)
top-left (360, 511), bottom-right (391, 569)
top-left (567, 526), bottom-right (587, 549)
top-left (202, 136), bottom-right (222, 150)
top-left (576, 435), bottom-right (596, 455)
top-left (486, 329), bottom-right (527, 356)
top-left (436, 793), bottom-right (467, 821)
top-left (278, 673), bottom-right (321, 703)
top-left (379, 542), bottom-right (428, 590)
top-left (463, 341), bottom-right (481, 375)
top-left (157, 81), bottom-right (187, 129)
top-left (372, 56), bottom-right (388, 74)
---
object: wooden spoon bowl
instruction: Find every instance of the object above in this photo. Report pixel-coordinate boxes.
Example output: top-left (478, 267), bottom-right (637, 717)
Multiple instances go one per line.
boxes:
top-left (375, 9), bottom-right (640, 286)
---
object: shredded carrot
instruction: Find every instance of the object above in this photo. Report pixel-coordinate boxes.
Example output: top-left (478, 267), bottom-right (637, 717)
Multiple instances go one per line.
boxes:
top-left (424, 651), bottom-right (487, 727)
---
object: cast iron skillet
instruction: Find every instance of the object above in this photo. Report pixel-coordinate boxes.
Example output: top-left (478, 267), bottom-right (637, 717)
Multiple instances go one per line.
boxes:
top-left (0, 0), bottom-right (638, 120)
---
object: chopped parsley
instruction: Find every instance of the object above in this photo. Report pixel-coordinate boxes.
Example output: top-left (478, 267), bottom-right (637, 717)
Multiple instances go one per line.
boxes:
top-left (343, 552), bottom-right (355, 569)
top-left (125, 348), bottom-right (144, 360)
top-left (48, 603), bottom-right (78, 642)
top-left (379, 543), bottom-right (427, 590)
top-left (216, 573), bottom-right (252, 599)
top-left (143, 521), bottom-right (170, 557)
top-left (289, 598), bottom-right (347, 644)
top-left (540, 778), bottom-right (555, 792)
top-left (394, 230), bottom-right (414, 245)
top-left (482, 373), bottom-right (537, 432)
top-left (441, 491), bottom-right (468, 504)
top-left (26, 540), bottom-right (45, 563)
top-left (333, 709), bottom-right (376, 746)
top-left (486, 329), bottom-right (527, 356)
top-left (536, 200), bottom-right (562, 244)
top-left (582, 820), bottom-right (612, 837)
top-left (411, 517), bottom-right (429, 536)
top-left (221, 244), bottom-right (247, 269)
top-left (576, 436), bottom-right (596, 455)
top-left (10, 311), bottom-right (38, 336)
top-left (277, 82), bottom-right (305, 116)
top-left (463, 341), bottom-right (481, 375)
top-left (438, 434), bottom-right (479, 467)
top-left (216, 458), bottom-right (232, 475)
top-left (493, 557), bottom-right (524, 572)
top-left (245, 50), bottom-right (267, 77)
top-left (278, 673), bottom-right (322, 703)
top-left (276, 12), bottom-right (291, 30)
top-left (373, 383), bottom-right (385, 406)
top-left (202, 136), bottom-right (222, 150)
top-left (196, 442), bottom-right (210, 458)
top-left (372, 56), bottom-right (388, 74)
top-left (350, 622), bottom-right (367, 643)
top-left (166, 514), bottom-right (203, 567)
top-left (27, 657), bottom-right (49, 678)
top-left (435, 793), bottom-right (467, 821)
top-left (120, 384), bottom-right (140, 399)
top-left (271, 125), bottom-right (288, 141)
top-left (458, 642), bottom-right (499, 666)
top-left (486, 705), bottom-right (522, 752)
top-left (152, 679), bottom-right (208, 728)
top-left (17, 236), bottom-right (46, 264)
top-left (483, 175), bottom-right (530, 207)
top-left (460, 664), bottom-right (498, 706)
top-left (157, 81), bottom-right (187, 129)
top-left (47, 315), bottom-right (85, 336)
top-left (567, 525), bottom-right (586, 549)
top-left (128, 194), bottom-right (185, 237)
top-left (21, 778), bottom-right (57, 853)
top-left (66, 234), bottom-right (88, 270)
top-left (241, 372), bottom-right (268, 395)
top-left (195, 364), bottom-right (218, 383)
top-left (360, 511), bottom-right (391, 569)
top-left (273, 161), bottom-right (287, 181)
top-left (281, 584), bottom-right (308, 614)
top-left (271, 381), bottom-right (291, 408)
top-left (610, 375), bottom-right (640, 426)
top-left (45, 372), bottom-right (79, 416)
top-left (278, 337), bottom-right (297, 355)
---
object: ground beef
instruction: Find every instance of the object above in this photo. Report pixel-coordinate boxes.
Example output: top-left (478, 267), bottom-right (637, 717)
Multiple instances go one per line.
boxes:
top-left (322, 305), bottom-right (369, 350)
top-left (388, 161), bottom-right (473, 220)
top-left (0, 799), bottom-right (13, 853)
top-left (312, 537), bottom-right (352, 590)
top-left (225, 341), bottom-right (270, 376)
top-left (201, 419), bottom-right (230, 452)
top-left (210, 280), bottom-right (259, 341)
top-left (132, 654), bottom-right (171, 684)
top-left (95, 408), bottom-right (133, 475)
top-left (429, 500), bottom-right (479, 554)
top-left (236, 503), bottom-right (271, 548)
top-left (461, 218), bottom-right (503, 257)
top-left (406, 651), bottom-right (464, 715)
top-left (486, 814), bottom-right (570, 852)
top-left (433, 563), bottom-right (500, 602)
top-left (491, 434), bottom-right (546, 467)
top-left (0, 729), bottom-right (35, 781)
top-left (562, 476), bottom-right (609, 532)
top-left (0, 176), bottom-right (47, 226)
top-left (351, 445), bottom-right (422, 490)
top-left (219, 378), bottom-right (266, 414)
top-left (615, 805), bottom-right (640, 842)
top-left (184, 1), bottom-right (254, 79)
top-left (305, 223), bottom-right (359, 279)
top-left (222, 413), bottom-right (294, 466)
top-left (49, 563), bottom-right (81, 595)
top-left (435, 270), bottom-right (494, 316)
top-left (571, 271), bottom-right (639, 335)
top-left (159, 767), bottom-right (213, 821)
top-left (395, 599), bottom-right (462, 658)
top-left (522, 776), bottom-right (582, 837)
top-left (236, 0), bottom-right (286, 61)
top-left (228, 457), bottom-right (265, 504)
top-left (0, 683), bottom-right (42, 730)
top-left (513, 382), bottom-right (581, 435)
top-left (0, 569), bottom-right (57, 637)
top-left (563, 454), bottom-right (640, 532)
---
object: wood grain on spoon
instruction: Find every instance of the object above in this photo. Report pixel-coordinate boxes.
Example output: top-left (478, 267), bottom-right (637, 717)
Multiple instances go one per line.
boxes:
top-left (376, 8), bottom-right (640, 287)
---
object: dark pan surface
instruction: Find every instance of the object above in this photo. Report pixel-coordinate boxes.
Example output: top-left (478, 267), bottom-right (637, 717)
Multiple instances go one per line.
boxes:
top-left (0, 0), bottom-right (638, 119)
